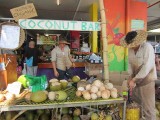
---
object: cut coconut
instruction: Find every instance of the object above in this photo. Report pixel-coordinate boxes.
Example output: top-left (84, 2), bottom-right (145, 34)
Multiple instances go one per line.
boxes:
top-left (78, 87), bottom-right (85, 91)
top-left (93, 80), bottom-right (103, 88)
top-left (90, 85), bottom-right (99, 93)
top-left (105, 83), bottom-right (113, 90)
top-left (101, 90), bottom-right (110, 99)
top-left (91, 93), bottom-right (98, 100)
top-left (85, 84), bottom-right (91, 91)
top-left (76, 90), bottom-right (82, 97)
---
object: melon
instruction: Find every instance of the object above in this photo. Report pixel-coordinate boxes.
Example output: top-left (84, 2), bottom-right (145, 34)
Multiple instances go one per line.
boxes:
top-left (50, 82), bottom-right (62, 91)
top-left (72, 76), bottom-right (80, 83)
top-left (55, 91), bottom-right (68, 101)
top-left (30, 91), bottom-right (47, 103)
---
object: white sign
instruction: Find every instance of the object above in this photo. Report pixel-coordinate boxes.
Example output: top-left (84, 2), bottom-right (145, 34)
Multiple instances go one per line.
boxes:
top-left (19, 19), bottom-right (101, 31)
top-left (0, 25), bottom-right (20, 49)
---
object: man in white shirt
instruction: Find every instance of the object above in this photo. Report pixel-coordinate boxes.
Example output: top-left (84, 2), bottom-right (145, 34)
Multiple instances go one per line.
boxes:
top-left (121, 30), bottom-right (157, 120)
top-left (51, 37), bottom-right (75, 80)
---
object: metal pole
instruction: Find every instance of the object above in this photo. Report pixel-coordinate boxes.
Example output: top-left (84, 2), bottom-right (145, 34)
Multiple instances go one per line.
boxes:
top-left (122, 101), bottom-right (127, 120)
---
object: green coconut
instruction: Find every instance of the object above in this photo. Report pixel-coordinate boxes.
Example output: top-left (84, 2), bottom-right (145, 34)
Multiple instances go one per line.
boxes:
top-left (91, 113), bottom-right (99, 120)
top-left (73, 116), bottom-right (80, 120)
top-left (73, 108), bottom-right (81, 116)
top-left (61, 108), bottom-right (69, 114)
top-left (60, 80), bottom-right (68, 89)
top-left (55, 91), bottom-right (68, 101)
top-left (17, 75), bottom-right (28, 88)
top-left (39, 113), bottom-right (50, 120)
top-left (50, 82), bottom-right (62, 91)
top-left (30, 91), bottom-right (47, 103)
top-left (105, 115), bottom-right (112, 120)
top-left (72, 76), bottom-right (80, 83)
top-left (62, 114), bottom-right (72, 120)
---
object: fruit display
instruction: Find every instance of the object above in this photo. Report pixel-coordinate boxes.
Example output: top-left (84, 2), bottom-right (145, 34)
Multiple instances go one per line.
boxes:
top-left (75, 80), bottom-right (118, 100)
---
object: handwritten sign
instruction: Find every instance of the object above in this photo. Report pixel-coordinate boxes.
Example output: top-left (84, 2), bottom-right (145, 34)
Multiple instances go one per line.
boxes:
top-left (19, 19), bottom-right (101, 31)
top-left (10, 3), bottom-right (37, 21)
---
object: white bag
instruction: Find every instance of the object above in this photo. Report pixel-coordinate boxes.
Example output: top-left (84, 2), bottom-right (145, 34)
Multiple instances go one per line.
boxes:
top-left (22, 63), bottom-right (27, 75)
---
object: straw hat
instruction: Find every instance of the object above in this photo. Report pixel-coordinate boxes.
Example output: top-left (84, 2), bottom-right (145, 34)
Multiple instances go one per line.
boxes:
top-left (58, 37), bottom-right (70, 44)
top-left (120, 30), bottom-right (148, 48)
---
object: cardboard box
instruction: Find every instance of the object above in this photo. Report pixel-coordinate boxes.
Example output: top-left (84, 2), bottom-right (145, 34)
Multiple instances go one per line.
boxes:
top-left (85, 62), bottom-right (103, 76)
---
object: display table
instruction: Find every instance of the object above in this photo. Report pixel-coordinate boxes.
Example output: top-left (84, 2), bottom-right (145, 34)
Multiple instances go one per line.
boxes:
top-left (0, 98), bottom-right (126, 120)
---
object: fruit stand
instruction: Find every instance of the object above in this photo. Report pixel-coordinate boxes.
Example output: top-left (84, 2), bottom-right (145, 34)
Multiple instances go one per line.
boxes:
top-left (0, 98), bottom-right (126, 120)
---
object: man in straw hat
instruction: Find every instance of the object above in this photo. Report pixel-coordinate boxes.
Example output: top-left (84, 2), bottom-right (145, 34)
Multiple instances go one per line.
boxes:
top-left (51, 36), bottom-right (75, 80)
top-left (121, 30), bottom-right (157, 120)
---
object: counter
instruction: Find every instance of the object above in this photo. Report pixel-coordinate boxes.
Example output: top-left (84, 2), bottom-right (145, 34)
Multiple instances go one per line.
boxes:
top-left (38, 62), bottom-right (85, 68)
top-left (37, 62), bottom-right (88, 80)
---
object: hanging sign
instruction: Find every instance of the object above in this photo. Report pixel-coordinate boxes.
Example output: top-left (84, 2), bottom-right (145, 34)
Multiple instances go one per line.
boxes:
top-left (10, 3), bottom-right (37, 21)
top-left (18, 19), bottom-right (101, 31)
top-left (131, 20), bottom-right (145, 30)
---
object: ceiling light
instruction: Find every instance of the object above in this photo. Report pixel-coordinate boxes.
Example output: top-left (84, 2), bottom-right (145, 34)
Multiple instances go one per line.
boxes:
top-left (148, 28), bottom-right (160, 33)
top-left (45, 34), bottom-right (49, 36)
top-left (57, 0), bottom-right (61, 5)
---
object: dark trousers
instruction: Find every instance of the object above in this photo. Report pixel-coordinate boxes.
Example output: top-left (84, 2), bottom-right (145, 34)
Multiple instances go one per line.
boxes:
top-left (57, 68), bottom-right (73, 80)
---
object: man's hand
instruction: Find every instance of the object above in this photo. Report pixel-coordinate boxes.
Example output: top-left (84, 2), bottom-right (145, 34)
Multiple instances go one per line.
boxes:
top-left (72, 63), bottom-right (75, 68)
top-left (128, 79), bottom-right (136, 93)
top-left (54, 70), bottom-right (59, 77)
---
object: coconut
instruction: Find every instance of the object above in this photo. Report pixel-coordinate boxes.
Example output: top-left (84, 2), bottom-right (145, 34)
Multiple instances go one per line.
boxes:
top-left (82, 90), bottom-right (89, 95)
top-left (105, 115), bottom-right (112, 120)
top-left (49, 79), bottom-right (59, 83)
top-left (90, 85), bottom-right (99, 93)
top-left (111, 88), bottom-right (117, 92)
top-left (105, 83), bottom-right (113, 90)
top-left (83, 92), bottom-right (91, 100)
top-left (60, 80), bottom-right (68, 89)
top-left (99, 85), bottom-right (106, 91)
top-left (96, 91), bottom-right (102, 98)
top-left (50, 82), bottom-right (62, 91)
top-left (101, 90), bottom-right (110, 99)
top-left (72, 76), bottom-right (80, 83)
top-left (91, 93), bottom-right (98, 100)
top-left (85, 84), bottom-right (91, 91)
top-left (48, 91), bottom-right (56, 101)
top-left (93, 80), bottom-right (103, 88)
top-left (76, 90), bottom-right (82, 97)
top-left (77, 87), bottom-right (85, 91)
top-left (111, 91), bottom-right (118, 98)
top-left (73, 108), bottom-right (81, 116)
top-left (55, 91), bottom-right (68, 101)
top-left (91, 113), bottom-right (99, 120)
